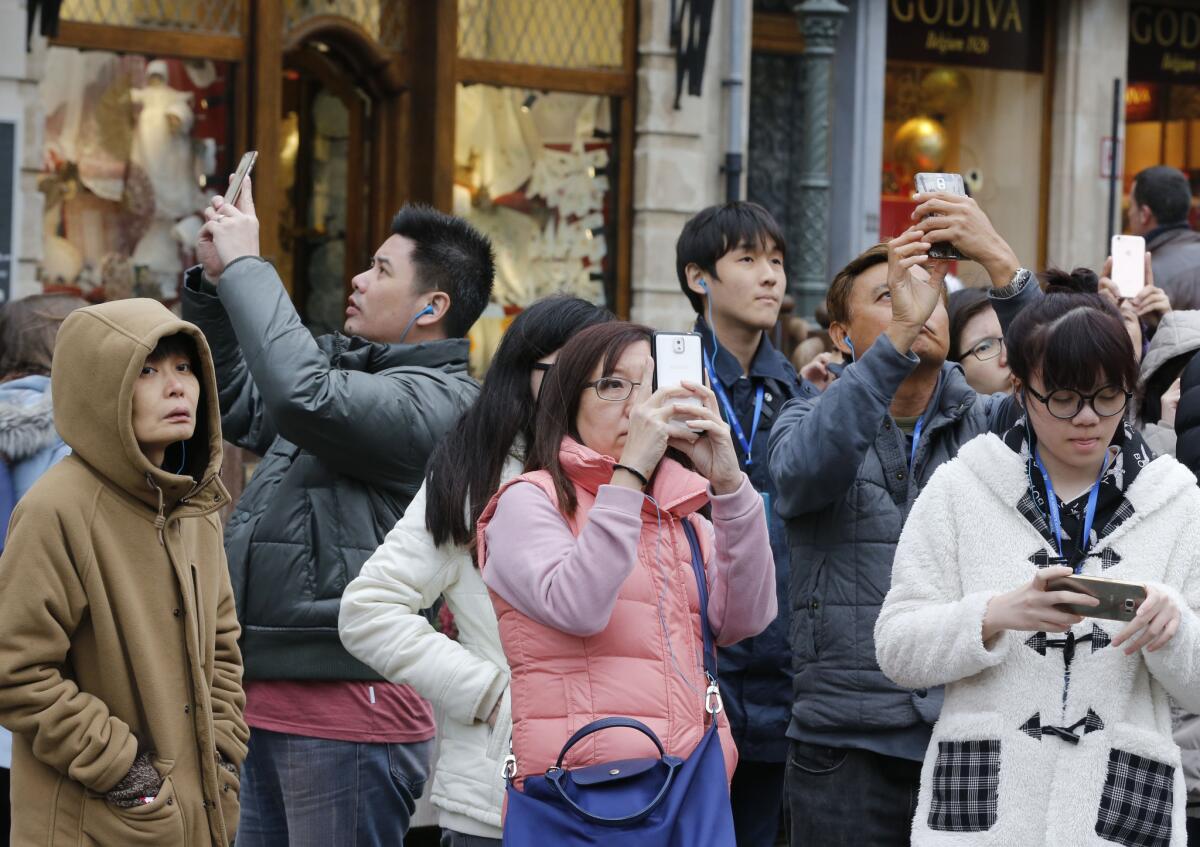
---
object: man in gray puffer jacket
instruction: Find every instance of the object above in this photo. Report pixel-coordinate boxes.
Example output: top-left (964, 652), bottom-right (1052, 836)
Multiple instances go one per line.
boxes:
top-left (183, 178), bottom-right (492, 846)
top-left (769, 194), bottom-right (1037, 846)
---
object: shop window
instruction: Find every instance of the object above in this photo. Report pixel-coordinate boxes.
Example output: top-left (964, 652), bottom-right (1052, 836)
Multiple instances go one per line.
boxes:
top-left (1123, 2), bottom-right (1200, 228)
top-left (458, 0), bottom-right (623, 68)
top-left (882, 1), bottom-right (1048, 283)
top-left (455, 84), bottom-right (617, 370)
top-left (59, 0), bottom-right (241, 34)
top-left (39, 49), bottom-right (236, 303)
top-left (283, 0), bottom-right (406, 53)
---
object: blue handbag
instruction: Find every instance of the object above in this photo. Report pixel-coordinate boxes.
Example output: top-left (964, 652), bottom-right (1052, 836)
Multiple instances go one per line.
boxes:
top-left (500, 520), bottom-right (737, 846)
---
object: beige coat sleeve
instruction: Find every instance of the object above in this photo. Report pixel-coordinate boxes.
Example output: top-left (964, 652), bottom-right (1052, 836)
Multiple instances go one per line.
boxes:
top-left (0, 502), bottom-right (137, 792)
top-left (210, 557), bottom-right (249, 766)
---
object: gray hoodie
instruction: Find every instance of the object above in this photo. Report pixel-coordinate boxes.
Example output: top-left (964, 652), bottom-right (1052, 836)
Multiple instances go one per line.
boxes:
top-left (1138, 310), bottom-right (1200, 459)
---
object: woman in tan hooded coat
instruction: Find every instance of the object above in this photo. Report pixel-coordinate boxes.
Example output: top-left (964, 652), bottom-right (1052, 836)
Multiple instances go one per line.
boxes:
top-left (0, 298), bottom-right (248, 846)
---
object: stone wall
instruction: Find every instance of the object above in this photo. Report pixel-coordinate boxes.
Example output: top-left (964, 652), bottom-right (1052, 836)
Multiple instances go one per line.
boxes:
top-left (1045, 0), bottom-right (1130, 271)
top-left (629, 0), bottom-right (751, 328)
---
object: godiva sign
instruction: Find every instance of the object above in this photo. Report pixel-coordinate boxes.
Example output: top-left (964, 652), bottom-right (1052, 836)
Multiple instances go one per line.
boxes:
top-left (886, 0), bottom-right (1045, 73)
top-left (1128, 2), bottom-right (1200, 85)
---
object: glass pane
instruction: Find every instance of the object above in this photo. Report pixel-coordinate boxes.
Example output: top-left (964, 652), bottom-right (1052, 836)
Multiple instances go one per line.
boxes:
top-left (59, 0), bottom-right (241, 34)
top-left (458, 0), bottom-right (623, 68)
top-left (40, 49), bottom-right (237, 304)
top-left (455, 84), bottom-right (617, 371)
top-left (283, 0), bottom-right (406, 53)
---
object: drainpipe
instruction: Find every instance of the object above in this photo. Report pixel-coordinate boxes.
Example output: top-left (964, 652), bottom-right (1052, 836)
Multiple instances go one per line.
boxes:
top-left (723, 0), bottom-right (747, 202)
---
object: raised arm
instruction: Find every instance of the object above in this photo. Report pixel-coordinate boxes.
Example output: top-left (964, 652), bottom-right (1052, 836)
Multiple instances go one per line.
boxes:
top-left (697, 476), bottom-right (777, 646)
top-left (482, 482), bottom-right (644, 638)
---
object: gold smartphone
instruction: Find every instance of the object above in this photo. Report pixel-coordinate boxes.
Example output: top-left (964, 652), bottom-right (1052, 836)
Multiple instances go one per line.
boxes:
top-left (224, 151), bottom-right (258, 205)
top-left (1047, 574), bottom-right (1147, 622)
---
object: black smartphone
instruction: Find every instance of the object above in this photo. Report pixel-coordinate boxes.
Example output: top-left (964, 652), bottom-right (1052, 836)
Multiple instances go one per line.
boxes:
top-left (914, 172), bottom-right (966, 260)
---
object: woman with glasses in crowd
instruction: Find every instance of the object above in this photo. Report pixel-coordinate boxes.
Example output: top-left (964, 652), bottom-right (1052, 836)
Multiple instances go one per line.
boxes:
top-left (338, 296), bottom-right (611, 847)
top-left (947, 288), bottom-right (1013, 396)
top-left (476, 321), bottom-right (775, 797)
top-left (876, 269), bottom-right (1200, 846)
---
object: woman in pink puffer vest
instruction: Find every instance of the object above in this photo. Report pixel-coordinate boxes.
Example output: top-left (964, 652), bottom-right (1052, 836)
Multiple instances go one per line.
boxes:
top-left (478, 322), bottom-right (776, 793)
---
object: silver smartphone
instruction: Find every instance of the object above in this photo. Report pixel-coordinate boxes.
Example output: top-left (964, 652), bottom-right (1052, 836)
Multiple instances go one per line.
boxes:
top-left (224, 151), bottom-right (258, 205)
top-left (1047, 573), bottom-right (1148, 622)
top-left (914, 172), bottom-right (967, 260)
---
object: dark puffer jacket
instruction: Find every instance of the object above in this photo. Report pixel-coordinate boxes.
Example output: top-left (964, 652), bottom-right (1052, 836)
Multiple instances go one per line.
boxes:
top-left (767, 280), bottom-right (1034, 751)
top-left (1177, 352), bottom-right (1200, 478)
top-left (182, 259), bottom-right (478, 680)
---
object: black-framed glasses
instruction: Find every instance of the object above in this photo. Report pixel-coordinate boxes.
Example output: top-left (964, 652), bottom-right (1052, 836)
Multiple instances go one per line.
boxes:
top-left (531, 362), bottom-right (553, 372)
top-left (965, 336), bottom-right (1005, 362)
top-left (1025, 384), bottom-right (1131, 420)
top-left (584, 376), bottom-right (640, 402)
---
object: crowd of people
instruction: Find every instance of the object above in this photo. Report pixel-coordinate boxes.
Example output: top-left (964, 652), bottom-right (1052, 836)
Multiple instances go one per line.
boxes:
top-left (0, 163), bottom-right (1196, 847)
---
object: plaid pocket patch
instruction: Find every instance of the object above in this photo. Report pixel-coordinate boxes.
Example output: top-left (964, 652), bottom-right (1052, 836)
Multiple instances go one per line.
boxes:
top-left (1095, 749), bottom-right (1174, 847)
top-left (927, 740), bottom-right (1001, 832)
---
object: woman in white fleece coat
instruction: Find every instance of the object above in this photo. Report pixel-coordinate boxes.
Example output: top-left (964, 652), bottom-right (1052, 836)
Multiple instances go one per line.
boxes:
top-left (877, 269), bottom-right (1200, 847)
top-left (338, 297), bottom-right (611, 845)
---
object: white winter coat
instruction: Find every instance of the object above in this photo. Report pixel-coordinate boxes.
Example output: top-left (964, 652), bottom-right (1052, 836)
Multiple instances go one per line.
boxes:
top-left (338, 461), bottom-right (518, 839)
top-left (877, 433), bottom-right (1200, 846)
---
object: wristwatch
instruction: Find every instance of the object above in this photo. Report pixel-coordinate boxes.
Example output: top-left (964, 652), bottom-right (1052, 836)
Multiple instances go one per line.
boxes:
top-left (992, 267), bottom-right (1032, 299)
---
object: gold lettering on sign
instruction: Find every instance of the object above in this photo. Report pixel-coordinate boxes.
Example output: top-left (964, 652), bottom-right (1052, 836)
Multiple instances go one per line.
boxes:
top-left (1131, 6), bottom-right (1200, 49)
top-left (1163, 53), bottom-right (1198, 75)
top-left (893, 0), bottom-right (1024, 32)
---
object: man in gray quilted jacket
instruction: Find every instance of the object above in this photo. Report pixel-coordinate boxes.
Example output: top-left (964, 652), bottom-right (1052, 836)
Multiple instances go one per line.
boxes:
top-left (182, 178), bottom-right (492, 847)
top-left (769, 195), bottom-right (1038, 846)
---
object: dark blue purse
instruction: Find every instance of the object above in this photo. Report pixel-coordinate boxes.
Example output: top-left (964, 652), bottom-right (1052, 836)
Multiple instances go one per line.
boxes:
top-left (501, 520), bottom-right (736, 846)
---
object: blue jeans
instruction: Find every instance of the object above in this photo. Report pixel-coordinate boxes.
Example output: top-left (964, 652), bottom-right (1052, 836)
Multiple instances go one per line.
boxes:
top-left (784, 740), bottom-right (920, 846)
top-left (237, 728), bottom-right (432, 847)
top-left (439, 831), bottom-right (500, 847)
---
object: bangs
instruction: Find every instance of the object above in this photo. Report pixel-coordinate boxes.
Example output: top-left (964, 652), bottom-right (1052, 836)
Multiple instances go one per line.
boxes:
top-left (147, 332), bottom-right (198, 366)
top-left (1036, 308), bottom-right (1138, 393)
top-left (721, 210), bottom-right (786, 261)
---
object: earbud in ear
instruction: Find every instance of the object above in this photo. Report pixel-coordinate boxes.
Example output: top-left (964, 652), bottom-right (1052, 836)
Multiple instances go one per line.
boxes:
top-left (417, 304), bottom-right (436, 319)
top-left (844, 337), bottom-right (856, 361)
top-left (697, 278), bottom-right (707, 290)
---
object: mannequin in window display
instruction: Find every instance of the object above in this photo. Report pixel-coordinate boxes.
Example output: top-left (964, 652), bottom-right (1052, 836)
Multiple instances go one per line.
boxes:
top-left (130, 61), bottom-right (207, 297)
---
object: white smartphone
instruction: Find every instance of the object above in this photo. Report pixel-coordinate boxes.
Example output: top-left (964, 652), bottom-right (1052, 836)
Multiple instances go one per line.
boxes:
top-left (224, 151), bottom-right (258, 205)
top-left (1111, 234), bottom-right (1146, 299)
top-left (652, 332), bottom-right (704, 414)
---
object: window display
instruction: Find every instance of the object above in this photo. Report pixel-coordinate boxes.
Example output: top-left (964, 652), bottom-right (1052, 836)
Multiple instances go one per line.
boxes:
top-left (1123, 1), bottom-right (1200, 227)
top-left (881, 0), bottom-right (1047, 283)
top-left (39, 49), bottom-right (236, 303)
top-left (454, 84), bottom-right (617, 371)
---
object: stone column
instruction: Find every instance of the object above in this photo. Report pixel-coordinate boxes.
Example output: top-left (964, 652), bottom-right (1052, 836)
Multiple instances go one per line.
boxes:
top-left (791, 0), bottom-right (848, 316)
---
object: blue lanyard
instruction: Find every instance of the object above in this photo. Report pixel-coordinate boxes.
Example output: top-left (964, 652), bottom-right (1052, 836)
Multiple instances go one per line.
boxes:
top-left (1033, 450), bottom-right (1108, 569)
top-left (909, 416), bottom-right (925, 471)
top-left (705, 361), bottom-right (764, 467)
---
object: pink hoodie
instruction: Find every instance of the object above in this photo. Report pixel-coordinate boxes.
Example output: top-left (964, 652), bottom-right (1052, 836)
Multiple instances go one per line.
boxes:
top-left (478, 438), bottom-right (776, 787)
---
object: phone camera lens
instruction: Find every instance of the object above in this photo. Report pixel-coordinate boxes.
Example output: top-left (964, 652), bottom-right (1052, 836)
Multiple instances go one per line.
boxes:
top-left (1124, 599), bottom-right (1135, 610)
top-left (673, 338), bottom-right (685, 354)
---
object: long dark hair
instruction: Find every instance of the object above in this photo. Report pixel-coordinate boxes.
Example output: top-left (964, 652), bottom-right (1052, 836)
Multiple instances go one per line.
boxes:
top-left (1008, 268), bottom-right (1139, 394)
top-left (527, 322), bottom-right (653, 517)
top-left (424, 296), bottom-right (613, 546)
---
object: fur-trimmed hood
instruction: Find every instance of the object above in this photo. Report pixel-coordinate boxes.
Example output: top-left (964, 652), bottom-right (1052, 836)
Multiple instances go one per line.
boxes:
top-left (0, 376), bottom-right (60, 462)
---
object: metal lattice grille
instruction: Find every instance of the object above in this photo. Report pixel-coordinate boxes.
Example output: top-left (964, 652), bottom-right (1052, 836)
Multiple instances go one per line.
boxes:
top-left (59, 0), bottom-right (241, 34)
top-left (459, 0), bottom-right (623, 69)
top-left (284, 0), bottom-right (406, 53)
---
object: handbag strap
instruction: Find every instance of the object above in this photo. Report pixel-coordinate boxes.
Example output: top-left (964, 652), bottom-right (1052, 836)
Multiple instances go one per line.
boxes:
top-left (553, 716), bottom-right (666, 769)
top-left (680, 519), bottom-right (722, 715)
